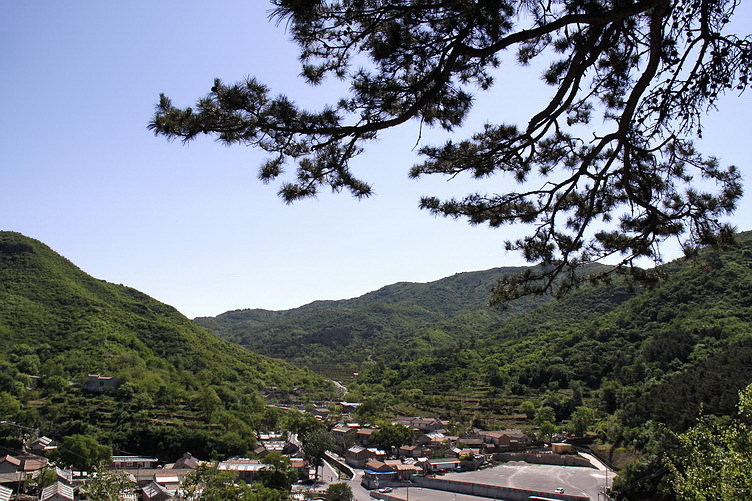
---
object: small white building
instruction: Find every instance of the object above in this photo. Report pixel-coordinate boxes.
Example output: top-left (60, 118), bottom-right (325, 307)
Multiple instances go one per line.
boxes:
top-left (84, 374), bottom-right (120, 393)
top-left (110, 456), bottom-right (159, 469)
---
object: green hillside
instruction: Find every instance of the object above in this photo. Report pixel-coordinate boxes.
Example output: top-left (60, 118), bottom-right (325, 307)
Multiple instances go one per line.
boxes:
top-left (198, 232), bottom-right (752, 497)
top-left (199, 233), bottom-right (752, 429)
top-left (0, 231), bottom-right (334, 459)
top-left (343, 233), bottom-right (752, 429)
top-left (195, 266), bottom-right (568, 379)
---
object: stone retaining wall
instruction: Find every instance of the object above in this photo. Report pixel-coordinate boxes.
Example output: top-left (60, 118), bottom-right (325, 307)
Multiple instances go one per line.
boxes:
top-left (324, 452), bottom-right (355, 479)
top-left (413, 476), bottom-right (589, 501)
top-left (493, 452), bottom-right (594, 468)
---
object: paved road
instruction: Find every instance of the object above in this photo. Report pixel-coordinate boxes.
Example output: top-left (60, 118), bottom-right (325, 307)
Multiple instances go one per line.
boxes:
top-left (292, 461), bottom-right (345, 499)
top-left (347, 467), bottom-right (375, 501)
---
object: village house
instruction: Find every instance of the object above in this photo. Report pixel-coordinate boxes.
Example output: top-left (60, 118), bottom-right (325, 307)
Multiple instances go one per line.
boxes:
top-left (361, 459), bottom-right (397, 490)
top-left (0, 454), bottom-right (49, 486)
top-left (338, 402), bottom-right (361, 414)
top-left (120, 491), bottom-right (138, 501)
top-left (141, 480), bottom-right (174, 501)
top-left (454, 449), bottom-right (486, 470)
top-left (0, 485), bottom-right (11, 501)
top-left (166, 452), bottom-right (201, 470)
top-left (457, 437), bottom-right (485, 449)
top-left (392, 417), bottom-right (413, 428)
top-left (416, 432), bottom-right (446, 447)
top-left (393, 417), bottom-right (445, 433)
top-left (216, 458), bottom-right (265, 483)
top-left (476, 429), bottom-right (532, 451)
top-left (398, 445), bottom-right (422, 458)
top-left (416, 432), bottom-right (458, 457)
top-left (23, 456), bottom-right (48, 477)
top-left (330, 424), bottom-right (354, 444)
top-left (83, 374), bottom-right (120, 393)
top-left (111, 465), bottom-right (192, 487)
top-left (383, 460), bottom-right (423, 481)
top-left (110, 456), bottom-right (159, 469)
top-left (254, 439), bottom-right (299, 457)
top-left (0, 456), bottom-right (20, 475)
top-left (421, 457), bottom-right (462, 474)
top-left (289, 457), bottom-right (310, 481)
top-left (551, 443), bottom-right (573, 454)
top-left (354, 427), bottom-right (377, 446)
top-left (453, 448), bottom-right (482, 459)
top-left (414, 417), bottom-right (447, 432)
top-left (344, 446), bottom-right (385, 468)
top-left (40, 482), bottom-right (75, 501)
top-left (54, 467), bottom-right (73, 486)
top-left (364, 459), bottom-right (393, 474)
top-left (29, 436), bottom-right (56, 455)
top-left (154, 472), bottom-right (181, 492)
top-left (312, 406), bottom-right (330, 418)
top-left (257, 432), bottom-right (283, 441)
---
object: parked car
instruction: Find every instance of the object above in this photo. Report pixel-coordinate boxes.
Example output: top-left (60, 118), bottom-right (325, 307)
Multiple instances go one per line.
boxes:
top-left (554, 487), bottom-right (565, 494)
top-left (378, 487), bottom-right (393, 493)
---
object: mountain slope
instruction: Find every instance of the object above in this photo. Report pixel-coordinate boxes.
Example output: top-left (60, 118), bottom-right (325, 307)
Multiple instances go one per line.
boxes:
top-left (348, 232), bottom-right (752, 431)
top-left (198, 232), bottom-right (752, 435)
top-left (194, 266), bottom-right (568, 378)
top-left (0, 231), bottom-right (333, 458)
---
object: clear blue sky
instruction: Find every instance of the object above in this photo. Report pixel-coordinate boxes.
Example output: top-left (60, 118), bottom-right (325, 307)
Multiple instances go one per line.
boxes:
top-left (3, 1), bottom-right (751, 318)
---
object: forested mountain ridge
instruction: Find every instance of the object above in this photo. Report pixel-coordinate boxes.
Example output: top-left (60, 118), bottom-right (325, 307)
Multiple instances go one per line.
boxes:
top-left (195, 265), bottom-right (613, 377)
top-left (195, 265), bottom-right (526, 334)
top-left (343, 231), bottom-right (752, 462)
top-left (0, 231), bottom-right (333, 458)
top-left (198, 233), bottom-right (752, 434)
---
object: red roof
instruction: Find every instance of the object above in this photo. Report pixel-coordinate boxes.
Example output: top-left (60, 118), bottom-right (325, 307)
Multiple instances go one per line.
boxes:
top-left (0, 456), bottom-right (20, 467)
top-left (23, 458), bottom-right (48, 471)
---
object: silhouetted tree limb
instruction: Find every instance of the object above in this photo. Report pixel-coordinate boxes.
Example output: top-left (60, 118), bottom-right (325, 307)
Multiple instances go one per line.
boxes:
top-left (150, 0), bottom-right (748, 300)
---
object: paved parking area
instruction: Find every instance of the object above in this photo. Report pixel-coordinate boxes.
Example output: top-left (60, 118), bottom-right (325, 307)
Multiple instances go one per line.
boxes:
top-left (357, 457), bottom-right (613, 500)
top-left (441, 461), bottom-right (611, 500)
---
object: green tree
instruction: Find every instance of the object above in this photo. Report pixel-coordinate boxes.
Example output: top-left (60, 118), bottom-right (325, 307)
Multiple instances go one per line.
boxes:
top-left (520, 400), bottom-right (536, 420)
top-left (258, 452), bottom-right (298, 491)
top-left (83, 465), bottom-right (133, 501)
top-left (0, 392), bottom-right (20, 419)
top-left (326, 482), bottom-right (353, 501)
top-left (568, 406), bottom-right (598, 437)
top-left (40, 375), bottom-right (69, 395)
top-left (354, 397), bottom-right (384, 421)
top-left (534, 406), bottom-right (556, 427)
top-left (29, 467), bottom-right (57, 490)
top-left (533, 405), bottom-right (558, 442)
top-left (51, 434), bottom-right (112, 472)
top-left (372, 423), bottom-right (414, 453)
top-left (151, 0), bottom-right (747, 300)
top-left (197, 386), bottom-right (222, 418)
top-left (301, 428), bottom-right (334, 483)
top-left (283, 409), bottom-right (324, 437)
top-left (538, 421), bottom-right (558, 444)
top-left (667, 384), bottom-right (752, 499)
